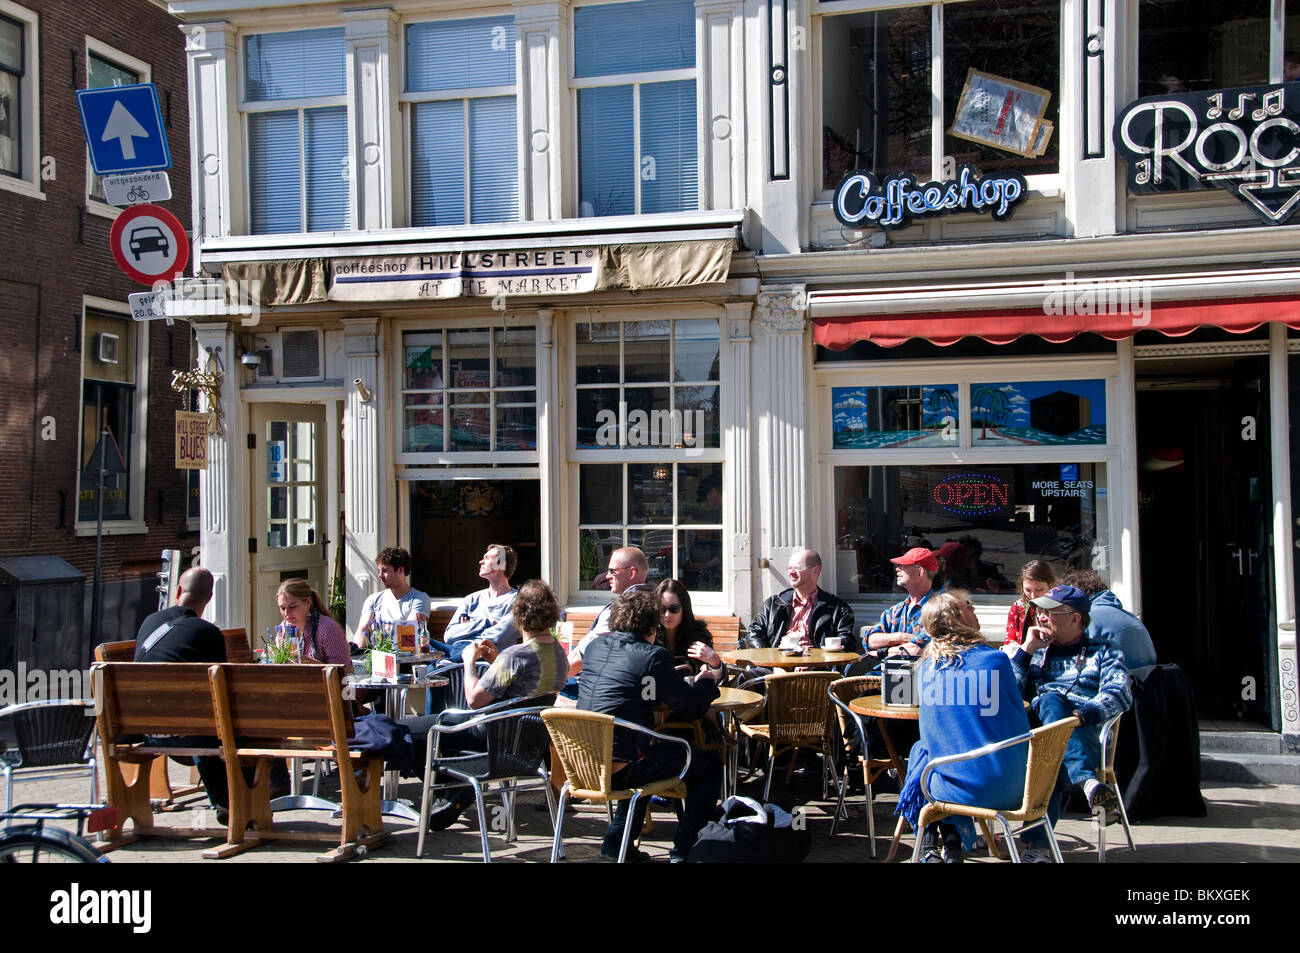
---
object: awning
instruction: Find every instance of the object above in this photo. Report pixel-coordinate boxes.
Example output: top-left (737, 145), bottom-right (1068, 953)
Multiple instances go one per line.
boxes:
top-left (813, 293), bottom-right (1300, 350)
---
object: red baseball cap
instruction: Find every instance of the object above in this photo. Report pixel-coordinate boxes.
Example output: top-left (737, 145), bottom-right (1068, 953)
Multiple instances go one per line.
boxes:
top-left (932, 540), bottom-right (963, 559)
top-left (890, 547), bottom-right (938, 574)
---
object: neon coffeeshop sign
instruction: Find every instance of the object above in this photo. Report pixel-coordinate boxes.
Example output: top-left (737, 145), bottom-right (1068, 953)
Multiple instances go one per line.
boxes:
top-left (832, 164), bottom-right (1028, 230)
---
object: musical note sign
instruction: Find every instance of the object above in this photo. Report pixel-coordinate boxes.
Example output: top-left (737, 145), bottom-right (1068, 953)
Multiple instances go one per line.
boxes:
top-left (1115, 81), bottom-right (1300, 225)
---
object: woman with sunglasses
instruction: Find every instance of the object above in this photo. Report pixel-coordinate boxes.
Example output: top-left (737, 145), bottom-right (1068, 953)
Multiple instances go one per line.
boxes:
top-left (654, 578), bottom-right (714, 669)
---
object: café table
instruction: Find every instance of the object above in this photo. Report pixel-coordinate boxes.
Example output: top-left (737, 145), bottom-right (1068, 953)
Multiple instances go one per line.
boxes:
top-left (719, 647), bottom-right (862, 670)
top-left (848, 693), bottom-right (919, 861)
top-left (710, 687), bottom-right (765, 797)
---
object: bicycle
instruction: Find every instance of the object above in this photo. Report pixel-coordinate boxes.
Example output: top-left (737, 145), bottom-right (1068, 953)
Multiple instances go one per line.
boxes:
top-left (126, 185), bottom-right (150, 203)
top-left (0, 803), bottom-right (117, 863)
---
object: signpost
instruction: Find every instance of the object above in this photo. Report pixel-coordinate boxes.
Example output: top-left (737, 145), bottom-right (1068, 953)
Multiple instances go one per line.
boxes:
top-left (76, 84), bottom-right (171, 175)
top-left (108, 203), bottom-right (190, 286)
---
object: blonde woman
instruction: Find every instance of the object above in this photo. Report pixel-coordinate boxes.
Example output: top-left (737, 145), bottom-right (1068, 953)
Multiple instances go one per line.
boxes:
top-left (895, 589), bottom-right (1030, 862)
top-left (275, 578), bottom-right (353, 672)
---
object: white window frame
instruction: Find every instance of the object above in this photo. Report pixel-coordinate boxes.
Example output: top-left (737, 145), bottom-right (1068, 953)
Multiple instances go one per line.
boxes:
top-left (400, 12), bottom-right (520, 227)
top-left (570, 0), bottom-right (703, 217)
top-left (74, 295), bottom-right (149, 537)
top-left (84, 37), bottom-right (150, 220)
top-left (0, 1), bottom-right (41, 201)
top-left (239, 26), bottom-right (348, 235)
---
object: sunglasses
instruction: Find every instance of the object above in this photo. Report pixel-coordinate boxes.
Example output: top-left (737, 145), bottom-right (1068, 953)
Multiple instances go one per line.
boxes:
top-left (661, 604), bottom-right (682, 614)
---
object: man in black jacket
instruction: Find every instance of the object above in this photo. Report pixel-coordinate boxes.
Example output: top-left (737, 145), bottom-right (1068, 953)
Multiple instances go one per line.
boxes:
top-left (578, 590), bottom-right (724, 862)
top-left (746, 549), bottom-right (858, 652)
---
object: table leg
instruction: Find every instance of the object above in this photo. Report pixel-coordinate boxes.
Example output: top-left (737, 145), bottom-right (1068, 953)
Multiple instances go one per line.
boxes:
top-left (379, 685), bottom-right (419, 821)
top-left (270, 757), bottom-right (340, 814)
top-left (874, 719), bottom-right (911, 862)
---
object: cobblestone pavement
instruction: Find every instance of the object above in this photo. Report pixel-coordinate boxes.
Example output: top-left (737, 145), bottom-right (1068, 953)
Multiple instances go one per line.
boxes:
top-left (12, 760), bottom-right (1300, 864)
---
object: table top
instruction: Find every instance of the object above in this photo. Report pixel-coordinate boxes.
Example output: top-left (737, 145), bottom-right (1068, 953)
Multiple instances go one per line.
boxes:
top-left (848, 693), bottom-right (920, 720)
top-left (720, 647), bottom-right (862, 670)
top-left (346, 675), bottom-right (449, 690)
top-left (710, 687), bottom-right (765, 713)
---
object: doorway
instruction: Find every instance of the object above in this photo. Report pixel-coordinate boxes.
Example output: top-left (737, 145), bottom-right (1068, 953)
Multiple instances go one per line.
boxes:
top-left (1135, 353), bottom-right (1277, 727)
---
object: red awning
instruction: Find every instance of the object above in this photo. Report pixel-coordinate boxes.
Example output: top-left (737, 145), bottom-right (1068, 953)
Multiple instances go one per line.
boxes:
top-left (813, 294), bottom-right (1300, 350)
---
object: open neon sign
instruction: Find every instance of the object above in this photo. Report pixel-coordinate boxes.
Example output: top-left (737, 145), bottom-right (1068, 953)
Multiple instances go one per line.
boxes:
top-left (932, 472), bottom-right (1011, 517)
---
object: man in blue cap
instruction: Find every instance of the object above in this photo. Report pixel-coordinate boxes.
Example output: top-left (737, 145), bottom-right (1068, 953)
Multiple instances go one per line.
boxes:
top-left (1010, 584), bottom-right (1132, 861)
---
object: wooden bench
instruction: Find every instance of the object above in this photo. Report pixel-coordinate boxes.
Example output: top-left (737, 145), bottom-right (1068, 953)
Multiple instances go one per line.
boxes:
top-left (91, 661), bottom-right (226, 849)
top-left (221, 628), bottom-right (255, 663)
top-left (203, 663), bottom-right (384, 862)
top-left (563, 609), bottom-right (745, 652)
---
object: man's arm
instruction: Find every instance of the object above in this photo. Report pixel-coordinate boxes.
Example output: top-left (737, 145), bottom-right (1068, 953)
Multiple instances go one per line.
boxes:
top-left (439, 592), bottom-right (480, 642)
top-left (651, 648), bottom-right (720, 721)
top-left (462, 643), bottom-right (501, 709)
top-left (833, 600), bottom-right (858, 652)
top-left (746, 597), bottom-right (776, 649)
top-left (865, 605), bottom-right (911, 650)
top-left (351, 593), bottom-right (379, 648)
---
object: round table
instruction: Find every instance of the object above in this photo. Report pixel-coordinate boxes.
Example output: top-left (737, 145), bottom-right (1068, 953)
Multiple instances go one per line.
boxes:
top-left (719, 647), bottom-right (862, 670)
top-left (848, 694), bottom-right (920, 862)
top-left (345, 674), bottom-right (450, 821)
top-left (711, 687), bottom-right (764, 797)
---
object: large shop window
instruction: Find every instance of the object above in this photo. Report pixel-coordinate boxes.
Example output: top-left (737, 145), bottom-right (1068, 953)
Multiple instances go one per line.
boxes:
top-left (410, 479), bottom-right (541, 595)
top-left (1138, 1), bottom-right (1272, 97)
top-left (574, 0), bottom-right (698, 216)
top-left (78, 310), bottom-right (143, 525)
top-left (835, 462), bottom-right (1109, 596)
top-left (402, 327), bottom-right (536, 455)
top-left (821, 0), bottom-right (1060, 191)
top-left (243, 28), bottom-right (348, 234)
top-left (406, 17), bottom-right (518, 227)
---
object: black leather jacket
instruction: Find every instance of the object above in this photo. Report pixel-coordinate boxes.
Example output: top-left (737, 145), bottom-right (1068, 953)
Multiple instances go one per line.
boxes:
top-left (746, 587), bottom-right (859, 653)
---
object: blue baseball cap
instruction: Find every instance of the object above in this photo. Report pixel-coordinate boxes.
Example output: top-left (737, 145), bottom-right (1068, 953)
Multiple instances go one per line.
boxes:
top-left (1030, 585), bottom-right (1090, 615)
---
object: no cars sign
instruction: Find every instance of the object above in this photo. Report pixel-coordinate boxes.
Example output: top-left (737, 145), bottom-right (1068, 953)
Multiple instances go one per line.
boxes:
top-left (109, 204), bottom-right (190, 286)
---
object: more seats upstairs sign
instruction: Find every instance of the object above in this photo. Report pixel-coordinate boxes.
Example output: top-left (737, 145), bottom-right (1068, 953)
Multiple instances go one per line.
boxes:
top-left (1115, 81), bottom-right (1300, 225)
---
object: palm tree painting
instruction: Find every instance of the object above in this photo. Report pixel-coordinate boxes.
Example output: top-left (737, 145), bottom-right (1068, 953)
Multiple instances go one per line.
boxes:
top-left (971, 384), bottom-right (1011, 439)
top-left (924, 386), bottom-right (957, 432)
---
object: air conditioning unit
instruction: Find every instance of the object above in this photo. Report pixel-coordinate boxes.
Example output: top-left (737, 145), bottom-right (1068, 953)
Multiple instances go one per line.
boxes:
top-left (280, 329), bottom-right (323, 382)
top-left (96, 332), bottom-right (120, 365)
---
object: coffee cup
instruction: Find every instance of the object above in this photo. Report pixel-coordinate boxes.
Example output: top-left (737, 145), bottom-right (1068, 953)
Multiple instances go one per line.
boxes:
top-left (823, 636), bottom-right (844, 651)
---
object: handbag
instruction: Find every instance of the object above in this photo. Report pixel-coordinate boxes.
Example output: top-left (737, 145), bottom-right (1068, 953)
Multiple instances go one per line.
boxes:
top-left (687, 796), bottom-right (811, 863)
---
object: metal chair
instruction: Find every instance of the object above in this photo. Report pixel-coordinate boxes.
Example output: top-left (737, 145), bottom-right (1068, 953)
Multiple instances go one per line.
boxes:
top-left (1095, 712), bottom-right (1136, 862)
top-left (541, 709), bottom-right (690, 863)
top-left (827, 675), bottom-right (890, 853)
top-left (416, 693), bottom-right (559, 862)
top-left (1, 700), bottom-right (99, 813)
top-left (738, 671), bottom-right (839, 801)
top-left (909, 716), bottom-right (1079, 863)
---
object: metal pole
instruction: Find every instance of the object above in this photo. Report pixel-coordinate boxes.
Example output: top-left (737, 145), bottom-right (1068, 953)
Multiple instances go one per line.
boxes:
top-left (91, 422), bottom-right (108, 646)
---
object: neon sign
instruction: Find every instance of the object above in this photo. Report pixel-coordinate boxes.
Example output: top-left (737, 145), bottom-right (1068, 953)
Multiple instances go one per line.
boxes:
top-left (832, 164), bottom-right (1027, 230)
top-left (932, 472), bottom-right (1012, 518)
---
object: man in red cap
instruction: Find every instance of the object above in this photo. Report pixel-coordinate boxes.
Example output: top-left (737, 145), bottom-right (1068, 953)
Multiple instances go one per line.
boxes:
top-left (863, 547), bottom-right (940, 655)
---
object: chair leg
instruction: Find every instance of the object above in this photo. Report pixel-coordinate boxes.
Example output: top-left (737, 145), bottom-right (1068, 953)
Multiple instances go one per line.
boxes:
top-left (865, 774), bottom-right (877, 859)
top-left (416, 747), bottom-right (436, 858)
top-left (1116, 791), bottom-right (1136, 851)
top-left (997, 816), bottom-right (1021, 862)
top-left (550, 788), bottom-right (570, 864)
top-left (978, 820), bottom-right (1003, 859)
top-left (1096, 803), bottom-right (1107, 863)
top-left (3, 764), bottom-right (12, 814)
top-left (472, 781), bottom-right (491, 863)
top-left (618, 794), bottom-right (640, 863)
top-left (1044, 822), bottom-right (1065, 863)
top-left (829, 765), bottom-right (849, 837)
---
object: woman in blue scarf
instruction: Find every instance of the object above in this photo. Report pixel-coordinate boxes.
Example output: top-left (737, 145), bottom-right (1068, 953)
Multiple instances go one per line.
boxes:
top-left (896, 590), bottom-right (1030, 862)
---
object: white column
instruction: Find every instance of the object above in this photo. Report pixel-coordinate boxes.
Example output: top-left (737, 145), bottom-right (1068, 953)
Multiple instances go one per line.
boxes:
top-left (1114, 338), bottom-right (1141, 614)
top-left (184, 21), bottom-right (241, 253)
top-left (343, 318), bottom-right (384, 627)
top-left (753, 284), bottom-right (809, 601)
top-left (697, 1), bottom-right (745, 211)
top-left (1064, 0), bottom-right (1120, 237)
top-left (536, 309), bottom-right (562, 591)
top-left (722, 300), bottom-right (754, 620)
top-left (516, 3), bottom-right (571, 222)
top-left (1269, 324), bottom-right (1299, 749)
top-left (747, 0), bottom-right (802, 253)
top-left (344, 10), bottom-right (402, 230)
top-left (194, 322), bottom-right (248, 628)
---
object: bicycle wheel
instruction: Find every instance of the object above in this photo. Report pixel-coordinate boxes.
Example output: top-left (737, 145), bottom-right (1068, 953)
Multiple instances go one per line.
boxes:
top-left (0, 826), bottom-right (107, 863)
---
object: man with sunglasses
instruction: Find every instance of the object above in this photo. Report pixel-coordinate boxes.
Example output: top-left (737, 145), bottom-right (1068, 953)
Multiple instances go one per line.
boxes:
top-left (1011, 584), bottom-right (1132, 861)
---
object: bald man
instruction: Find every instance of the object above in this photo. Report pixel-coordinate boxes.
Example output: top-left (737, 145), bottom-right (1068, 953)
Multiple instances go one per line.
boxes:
top-left (746, 548), bottom-right (858, 652)
top-left (568, 546), bottom-right (651, 677)
top-left (134, 567), bottom-right (226, 663)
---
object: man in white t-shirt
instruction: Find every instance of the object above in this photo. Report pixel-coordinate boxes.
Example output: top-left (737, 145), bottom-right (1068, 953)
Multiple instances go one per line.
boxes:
top-left (428, 544), bottom-right (521, 662)
top-left (351, 546), bottom-right (432, 649)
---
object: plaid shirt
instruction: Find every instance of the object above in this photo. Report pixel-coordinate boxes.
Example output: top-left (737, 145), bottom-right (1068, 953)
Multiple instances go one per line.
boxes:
top-left (863, 590), bottom-right (934, 648)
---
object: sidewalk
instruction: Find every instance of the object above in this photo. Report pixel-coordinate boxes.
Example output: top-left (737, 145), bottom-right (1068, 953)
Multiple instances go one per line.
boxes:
top-left (15, 762), bottom-right (1300, 863)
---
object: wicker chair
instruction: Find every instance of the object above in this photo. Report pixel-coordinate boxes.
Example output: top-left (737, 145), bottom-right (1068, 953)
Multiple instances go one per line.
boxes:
top-left (541, 709), bottom-right (690, 863)
top-left (910, 716), bottom-right (1080, 863)
top-left (739, 671), bottom-right (839, 801)
top-left (1095, 712), bottom-right (1136, 861)
top-left (1, 700), bottom-right (98, 812)
top-left (826, 675), bottom-right (891, 852)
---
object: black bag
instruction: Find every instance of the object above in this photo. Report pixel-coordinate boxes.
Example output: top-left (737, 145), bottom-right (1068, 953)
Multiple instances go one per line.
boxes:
top-left (687, 796), bottom-right (811, 863)
top-left (348, 713), bottom-right (415, 774)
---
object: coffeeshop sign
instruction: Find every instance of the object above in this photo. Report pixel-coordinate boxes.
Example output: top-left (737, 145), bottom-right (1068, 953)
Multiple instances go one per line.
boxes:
top-left (832, 164), bottom-right (1028, 230)
top-left (1115, 81), bottom-right (1300, 224)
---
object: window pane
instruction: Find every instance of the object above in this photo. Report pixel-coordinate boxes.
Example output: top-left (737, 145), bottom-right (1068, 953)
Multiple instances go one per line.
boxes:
top-left (678, 529), bottom-right (722, 591)
top-left (628, 463), bottom-right (674, 522)
top-left (624, 320), bottom-right (671, 382)
top-left (0, 67), bottom-right (18, 177)
top-left (574, 0), bottom-right (696, 77)
top-left (406, 17), bottom-right (516, 91)
top-left (78, 382), bottom-right (133, 522)
top-left (447, 328), bottom-right (491, 386)
top-left (580, 464), bottom-right (622, 524)
top-left (628, 528), bottom-right (674, 583)
top-left (832, 385), bottom-right (960, 449)
top-left (822, 8), bottom-right (932, 188)
top-left (972, 380), bottom-right (1106, 447)
top-left (497, 405), bottom-right (536, 450)
top-left (576, 387), bottom-right (621, 448)
top-left (576, 322), bottom-right (621, 384)
top-left (450, 404), bottom-right (489, 451)
top-left (0, 17), bottom-right (21, 72)
top-left (411, 101), bottom-right (467, 227)
top-left (1139, 0), bottom-right (1270, 96)
top-left (678, 462), bottom-right (722, 523)
top-left (673, 318), bottom-right (719, 382)
top-left (578, 86), bottom-right (634, 217)
top-left (624, 386), bottom-right (672, 447)
top-left (87, 53), bottom-right (137, 89)
top-left (404, 400), bottom-right (444, 452)
top-left (943, 0), bottom-right (1060, 176)
top-left (580, 528), bottom-right (622, 589)
top-left (674, 384), bottom-right (719, 448)
top-left (469, 96), bottom-right (518, 224)
top-left (245, 28), bottom-right (346, 100)
top-left (639, 80), bottom-right (697, 213)
top-left (495, 327), bottom-right (535, 387)
top-left (404, 334), bottom-right (444, 391)
top-left (304, 106), bottom-right (348, 231)
top-left (248, 110), bottom-right (301, 233)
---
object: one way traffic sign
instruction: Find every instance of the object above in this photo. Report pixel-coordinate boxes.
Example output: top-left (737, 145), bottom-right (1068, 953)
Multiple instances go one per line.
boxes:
top-left (76, 84), bottom-right (171, 176)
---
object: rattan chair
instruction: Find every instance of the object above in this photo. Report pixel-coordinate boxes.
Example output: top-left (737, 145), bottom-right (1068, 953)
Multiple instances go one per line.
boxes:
top-left (827, 675), bottom-right (891, 853)
top-left (1, 699), bottom-right (98, 812)
top-left (1095, 712), bottom-right (1136, 862)
top-left (541, 709), bottom-right (690, 863)
top-left (739, 671), bottom-right (839, 801)
top-left (909, 715), bottom-right (1080, 863)
top-left (416, 694), bottom-right (559, 862)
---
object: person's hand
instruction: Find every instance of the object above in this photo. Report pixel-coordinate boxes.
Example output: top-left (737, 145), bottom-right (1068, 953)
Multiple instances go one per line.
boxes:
top-left (885, 644), bottom-right (904, 657)
top-left (476, 640), bottom-right (500, 664)
top-left (1023, 625), bottom-right (1050, 654)
top-left (459, 614), bottom-right (471, 624)
top-left (687, 642), bottom-right (722, 670)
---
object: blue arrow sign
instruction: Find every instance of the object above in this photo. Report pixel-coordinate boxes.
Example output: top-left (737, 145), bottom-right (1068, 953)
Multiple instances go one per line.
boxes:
top-left (76, 84), bottom-right (171, 175)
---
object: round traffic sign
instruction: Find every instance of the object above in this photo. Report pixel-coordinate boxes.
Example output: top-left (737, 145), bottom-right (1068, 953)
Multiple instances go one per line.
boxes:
top-left (108, 203), bottom-right (189, 286)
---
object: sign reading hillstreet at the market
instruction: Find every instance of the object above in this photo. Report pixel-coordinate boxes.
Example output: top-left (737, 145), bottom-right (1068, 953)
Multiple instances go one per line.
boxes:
top-left (329, 248), bottom-right (601, 301)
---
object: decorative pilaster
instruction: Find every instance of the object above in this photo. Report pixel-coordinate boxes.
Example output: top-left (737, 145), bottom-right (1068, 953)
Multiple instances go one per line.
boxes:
top-left (536, 310), bottom-right (561, 591)
top-left (723, 300), bottom-right (753, 619)
top-left (1065, 0), bottom-right (1118, 237)
top-left (697, 1), bottom-right (745, 211)
top-left (193, 322), bottom-right (246, 627)
top-left (516, 3), bottom-right (571, 221)
top-left (184, 21), bottom-right (241, 249)
top-left (343, 10), bottom-right (402, 230)
top-left (343, 318), bottom-right (383, 625)
top-left (753, 284), bottom-right (808, 599)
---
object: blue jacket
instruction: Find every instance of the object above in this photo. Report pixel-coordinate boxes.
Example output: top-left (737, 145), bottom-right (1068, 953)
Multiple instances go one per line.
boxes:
top-left (1011, 637), bottom-right (1132, 727)
top-left (1087, 590), bottom-right (1157, 669)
